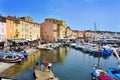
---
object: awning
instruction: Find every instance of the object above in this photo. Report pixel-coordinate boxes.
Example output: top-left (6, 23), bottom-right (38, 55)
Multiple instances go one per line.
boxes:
top-left (12, 39), bottom-right (28, 43)
top-left (27, 38), bottom-right (38, 41)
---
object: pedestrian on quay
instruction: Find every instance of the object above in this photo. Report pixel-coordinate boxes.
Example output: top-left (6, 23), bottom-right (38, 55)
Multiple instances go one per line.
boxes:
top-left (45, 61), bottom-right (49, 66)
top-left (48, 62), bottom-right (52, 71)
top-left (45, 61), bottom-right (49, 68)
top-left (39, 55), bottom-right (43, 63)
top-left (39, 56), bottom-right (46, 71)
top-left (39, 60), bottom-right (43, 71)
top-left (33, 60), bottom-right (38, 69)
top-left (39, 55), bottom-right (44, 63)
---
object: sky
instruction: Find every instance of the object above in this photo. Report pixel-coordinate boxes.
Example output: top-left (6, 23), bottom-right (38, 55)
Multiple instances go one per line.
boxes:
top-left (0, 0), bottom-right (120, 32)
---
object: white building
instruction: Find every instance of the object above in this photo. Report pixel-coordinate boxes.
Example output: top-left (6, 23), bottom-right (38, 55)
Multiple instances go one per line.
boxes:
top-left (0, 16), bottom-right (6, 42)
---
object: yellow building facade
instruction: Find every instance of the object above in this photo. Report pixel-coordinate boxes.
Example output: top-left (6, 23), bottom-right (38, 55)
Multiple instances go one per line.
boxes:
top-left (13, 19), bottom-right (20, 39)
top-left (66, 26), bottom-right (72, 38)
top-left (85, 31), bottom-right (92, 38)
top-left (19, 17), bottom-right (40, 40)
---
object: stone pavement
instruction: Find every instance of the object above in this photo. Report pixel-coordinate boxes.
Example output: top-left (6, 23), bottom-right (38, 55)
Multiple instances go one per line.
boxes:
top-left (35, 68), bottom-right (59, 80)
top-left (0, 62), bottom-right (15, 73)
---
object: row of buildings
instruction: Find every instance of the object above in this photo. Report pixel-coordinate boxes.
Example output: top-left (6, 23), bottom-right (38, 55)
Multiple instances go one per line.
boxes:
top-left (0, 15), bottom-right (40, 42)
top-left (0, 14), bottom-right (119, 44)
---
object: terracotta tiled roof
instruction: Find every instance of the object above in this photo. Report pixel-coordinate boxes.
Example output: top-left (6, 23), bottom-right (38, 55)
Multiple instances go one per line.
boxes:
top-left (7, 16), bottom-right (20, 23)
top-left (0, 16), bottom-right (6, 22)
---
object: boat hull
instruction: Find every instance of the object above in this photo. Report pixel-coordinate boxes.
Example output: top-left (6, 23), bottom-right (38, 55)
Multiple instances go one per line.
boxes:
top-left (91, 67), bottom-right (113, 80)
top-left (107, 68), bottom-right (120, 79)
top-left (0, 55), bottom-right (22, 63)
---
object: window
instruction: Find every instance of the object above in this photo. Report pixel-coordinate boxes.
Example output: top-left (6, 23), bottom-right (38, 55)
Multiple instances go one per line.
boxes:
top-left (47, 35), bottom-right (49, 38)
top-left (30, 27), bottom-right (32, 30)
top-left (22, 22), bottom-right (24, 26)
top-left (9, 22), bottom-right (11, 26)
top-left (2, 28), bottom-right (4, 33)
top-left (22, 28), bottom-right (24, 32)
top-left (15, 23), bottom-right (18, 27)
top-left (30, 35), bottom-right (32, 38)
top-left (10, 29), bottom-right (12, 33)
top-left (16, 29), bottom-right (18, 32)
top-left (53, 30), bottom-right (57, 32)
top-left (22, 34), bottom-right (23, 38)
top-left (10, 35), bottom-right (12, 39)
top-left (1, 23), bottom-right (4, 26)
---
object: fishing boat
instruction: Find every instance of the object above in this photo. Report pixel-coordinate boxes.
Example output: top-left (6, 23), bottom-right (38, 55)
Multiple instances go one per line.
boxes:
top-left (107, 68), bottom-right (120, 79)
top-left (91, 42), bottom-right (113, 80)
top-left (37, 44), bottom-right (53, 50)
top-left (19, 51), bottom-right (28, 58)
top-left (93, 48), bottom-right (112, 55)
top-left (91, 65), bottom-right (113, 80)
top-left (0, 54), bottom-right (22, 63)
top-left (7, 51), bottom-right (24, 60)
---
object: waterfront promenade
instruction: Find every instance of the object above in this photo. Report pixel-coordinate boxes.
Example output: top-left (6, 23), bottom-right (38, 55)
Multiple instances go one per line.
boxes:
top-left (0, 45), bottom-right (59, 80)
top-left (0, 47), bottom-right (38, 74)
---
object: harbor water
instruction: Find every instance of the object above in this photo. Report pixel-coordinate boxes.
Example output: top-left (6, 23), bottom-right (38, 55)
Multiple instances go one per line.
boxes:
top-left (2, 46), bottom-right (120, 80)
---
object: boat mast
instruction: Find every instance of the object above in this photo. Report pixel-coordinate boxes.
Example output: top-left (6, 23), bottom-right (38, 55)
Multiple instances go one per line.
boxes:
top-left (94, 22), bottom-right (97, 41)
top-left (98, 44), bottom-right (101, 68)
top-left (94, 22), bottom-right (100, 68)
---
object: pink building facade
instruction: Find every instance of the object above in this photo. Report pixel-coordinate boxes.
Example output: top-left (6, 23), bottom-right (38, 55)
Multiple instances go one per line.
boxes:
top-left (40, 21), bottom-right (57, 42)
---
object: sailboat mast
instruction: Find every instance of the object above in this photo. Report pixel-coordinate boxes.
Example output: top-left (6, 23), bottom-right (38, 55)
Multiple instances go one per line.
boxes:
top-left (94, 22), bottom-right (96, 41)
top-left (94, 22), bottom-right (100, 68)
top-left (98, 44), bottom-right (101, 68)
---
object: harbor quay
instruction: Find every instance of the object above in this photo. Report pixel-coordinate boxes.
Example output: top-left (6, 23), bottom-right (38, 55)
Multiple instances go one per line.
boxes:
top-left (0, 47), bottom-right (38, 74)
top-left (1, 40), bottom-right (120, 80)
top-left (0, 43), bottom-right (60, 80)
top-left (34, 65), bottom-right (59, 80)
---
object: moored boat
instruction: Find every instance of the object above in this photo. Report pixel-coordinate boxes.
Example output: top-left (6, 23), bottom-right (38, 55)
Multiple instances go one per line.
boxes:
top-left (8, 51), bottom-right (24, 59)
top-left (107, 68), bottom-right (120, 79)
top-left (0, 54), bottom-right (22, 63)
top-left (91, 65), bottom-right (113, 80)
top-left (37, 44), bottom-right (53, 50)
top-left (93, 48), bottom-right (112, 55)
top-left (19, 51), bottom-right (28, 58)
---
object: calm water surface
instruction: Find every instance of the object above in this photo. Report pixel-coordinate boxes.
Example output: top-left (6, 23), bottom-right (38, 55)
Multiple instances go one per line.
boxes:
top-left (2, 47), bottom-right (120, 80)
